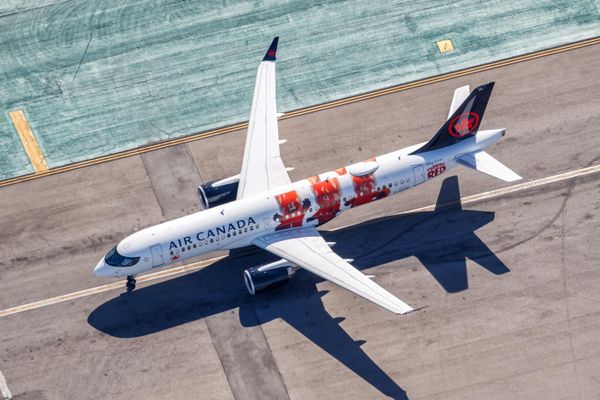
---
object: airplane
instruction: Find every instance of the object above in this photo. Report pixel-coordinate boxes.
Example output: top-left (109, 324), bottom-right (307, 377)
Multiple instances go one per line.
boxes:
top-left (94, 37), bottom-right (521, 314)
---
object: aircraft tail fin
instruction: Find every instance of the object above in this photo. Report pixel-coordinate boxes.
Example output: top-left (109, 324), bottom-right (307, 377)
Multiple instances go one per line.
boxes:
top-left (411, 82), bottom-right (495, 154)
top-left (456, 151), bottom-right (521, 182)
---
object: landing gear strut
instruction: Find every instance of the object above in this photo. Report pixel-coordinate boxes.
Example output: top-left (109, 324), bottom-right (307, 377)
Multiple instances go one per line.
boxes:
top-left (126, 275), bottom-right (136, 291)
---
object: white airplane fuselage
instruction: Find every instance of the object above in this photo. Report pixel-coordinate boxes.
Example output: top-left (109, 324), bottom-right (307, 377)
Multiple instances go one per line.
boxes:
top-left (94, 128), bottom-right (504, 278)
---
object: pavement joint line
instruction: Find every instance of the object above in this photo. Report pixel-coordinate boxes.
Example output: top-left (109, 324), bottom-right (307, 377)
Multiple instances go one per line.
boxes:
top-left (1, 164), bottom-right (599, 319)
top-left (8, 110), bottom-right (48, 173)
top-left (0, 36), bottom-right (598, 188)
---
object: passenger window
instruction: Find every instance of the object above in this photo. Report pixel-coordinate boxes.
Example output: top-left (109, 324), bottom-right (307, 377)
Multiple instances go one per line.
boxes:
top-left (244, 227), bottom-right (248, 232)
top-left (181, 247), bottom-right (185, 252)
top-left (233, 231), bottom-right (237, 236)
top-left (187, 245), bottom-right (191, 250)
top-left (170, 251), bottom-right (174, 255)
top-left (210, 238), bottom-right (214, 243)
top-left (193, 244), bottom-right (197, 248)
top-left (227, 233), bottom-right (231, 237)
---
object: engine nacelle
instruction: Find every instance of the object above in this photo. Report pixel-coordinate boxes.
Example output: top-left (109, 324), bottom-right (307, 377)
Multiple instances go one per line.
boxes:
top-left (198, 175), bottom-right (239, 209)
top-left (243, 259), bottom-right (298, 295)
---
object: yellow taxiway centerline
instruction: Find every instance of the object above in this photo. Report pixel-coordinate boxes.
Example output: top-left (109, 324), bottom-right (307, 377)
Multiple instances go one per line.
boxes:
top-left (9, 110), bottom-right (49, 173)
top-left (0, 36), bottom-right (599, 188)
top-left (1, 163), bottom-right (599, 319)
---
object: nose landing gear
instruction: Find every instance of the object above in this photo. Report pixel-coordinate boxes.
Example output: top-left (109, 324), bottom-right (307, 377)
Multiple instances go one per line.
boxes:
top-left (126, 275), bottom-right (136, 291)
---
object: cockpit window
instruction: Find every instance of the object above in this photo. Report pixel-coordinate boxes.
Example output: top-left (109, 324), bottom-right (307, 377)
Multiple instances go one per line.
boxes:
top-left (104, 246), bottom-right (140, 267)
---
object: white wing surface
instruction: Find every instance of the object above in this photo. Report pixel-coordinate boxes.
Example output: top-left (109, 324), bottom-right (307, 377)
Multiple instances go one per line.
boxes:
top-left (237, 37), bottom-right (291, 199)
top-left (253, 228), bottom-right (414, 314)
top-left (457, 151), bottom-right (522, 182)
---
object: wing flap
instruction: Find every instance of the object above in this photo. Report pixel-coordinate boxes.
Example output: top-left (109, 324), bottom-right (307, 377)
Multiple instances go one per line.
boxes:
top-left (253, 228), bottom-right (414, 314)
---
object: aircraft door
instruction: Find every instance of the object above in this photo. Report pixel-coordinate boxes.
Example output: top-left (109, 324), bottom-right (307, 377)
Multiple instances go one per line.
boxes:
top-left (413, 165), bottom-right (425, 185)
top-left (263, 217), bottom-right (271, 229)
top-left (150, 244), bottom-right (164, 267)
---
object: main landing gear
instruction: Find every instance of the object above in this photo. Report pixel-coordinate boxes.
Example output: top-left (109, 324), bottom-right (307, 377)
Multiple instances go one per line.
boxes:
top-left (126, 275), bottom-right (136, 291)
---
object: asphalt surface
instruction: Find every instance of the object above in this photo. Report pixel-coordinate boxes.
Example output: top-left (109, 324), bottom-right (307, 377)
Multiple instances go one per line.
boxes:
top-left (1, 43), bottom-right (599, 399)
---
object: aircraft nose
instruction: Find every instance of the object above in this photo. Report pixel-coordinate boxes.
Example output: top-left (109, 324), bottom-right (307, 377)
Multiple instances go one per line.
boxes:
top-left (94, 260), bottom-right (110, 277)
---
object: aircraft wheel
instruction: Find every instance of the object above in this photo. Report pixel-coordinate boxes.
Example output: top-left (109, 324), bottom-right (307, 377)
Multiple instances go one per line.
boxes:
top-left (126, 275), bottom-right (136, 291)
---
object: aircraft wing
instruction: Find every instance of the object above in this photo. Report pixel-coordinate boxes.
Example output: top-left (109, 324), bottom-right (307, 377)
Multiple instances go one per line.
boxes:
top-left (253, 228), bottom-right (414, 314)
top-left (237, 37), bottom-right (291, 200)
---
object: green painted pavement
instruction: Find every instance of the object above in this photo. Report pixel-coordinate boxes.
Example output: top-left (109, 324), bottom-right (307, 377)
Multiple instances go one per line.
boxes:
top-left (0, 0), bottom-right (599, 181)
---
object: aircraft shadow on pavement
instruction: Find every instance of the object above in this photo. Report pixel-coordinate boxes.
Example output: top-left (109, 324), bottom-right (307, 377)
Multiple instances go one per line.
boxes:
top-left (88, 176), bottom-right (509, 400)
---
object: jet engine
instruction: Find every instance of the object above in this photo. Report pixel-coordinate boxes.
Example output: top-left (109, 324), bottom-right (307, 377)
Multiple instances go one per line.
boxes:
top-left (243, 259), bottom-right (298, 294)
top-left (198, 174), bottom-right (239, 209)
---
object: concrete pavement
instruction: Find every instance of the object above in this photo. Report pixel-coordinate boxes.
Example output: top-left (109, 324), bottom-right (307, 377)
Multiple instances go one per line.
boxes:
top-left (1, 42), bottom-right (599, 399)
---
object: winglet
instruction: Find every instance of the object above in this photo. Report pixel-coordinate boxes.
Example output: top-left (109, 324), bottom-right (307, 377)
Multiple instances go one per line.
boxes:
top-left (263, 37), bottom-right (279, 61)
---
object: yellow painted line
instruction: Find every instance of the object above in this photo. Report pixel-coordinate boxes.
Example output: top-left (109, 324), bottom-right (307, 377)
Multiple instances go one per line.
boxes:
top-left (8, 110), bottom-right (49, 173)
top-left (1, 36), bottom-right (599, 189)
top-left (1, 164), bottom-right (599, 319)
top-left (0, 255), bottom-right (227, 318)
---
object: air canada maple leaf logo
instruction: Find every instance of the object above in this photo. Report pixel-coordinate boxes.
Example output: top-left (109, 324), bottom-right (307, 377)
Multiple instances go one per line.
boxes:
top-left (448, 112), bottom-right (480, 137)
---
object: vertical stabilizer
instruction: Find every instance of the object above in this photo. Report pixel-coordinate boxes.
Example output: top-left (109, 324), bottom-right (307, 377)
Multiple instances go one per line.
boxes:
top-left (411, 82), bottom-right (495, 154)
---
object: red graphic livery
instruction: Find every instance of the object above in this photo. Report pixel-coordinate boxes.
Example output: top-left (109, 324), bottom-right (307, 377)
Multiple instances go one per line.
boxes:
top-left (427, 162), bottom-right (447, 178)
top-left (345, 174), bottom-right (390, 208)
top-left (273, 190), bottom-right (309, 230)
top-left (307, 176), bottom-right (342, 225)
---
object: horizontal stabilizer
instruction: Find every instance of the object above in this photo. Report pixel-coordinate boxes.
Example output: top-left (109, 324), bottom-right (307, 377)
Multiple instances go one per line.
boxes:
top-left (457, 151), bottom-right (521, 182)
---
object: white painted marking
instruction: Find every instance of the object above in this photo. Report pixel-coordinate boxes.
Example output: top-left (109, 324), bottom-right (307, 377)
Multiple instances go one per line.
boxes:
top-left (0, 370), bottom-right (11, 400)
top-left (0, 164), bottom-right (598, 319)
